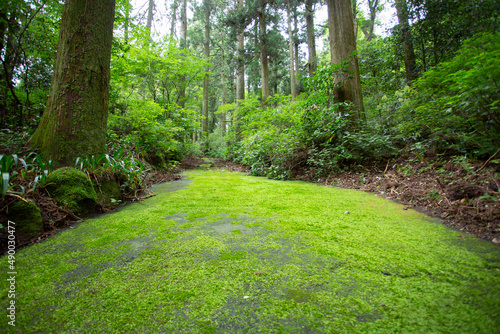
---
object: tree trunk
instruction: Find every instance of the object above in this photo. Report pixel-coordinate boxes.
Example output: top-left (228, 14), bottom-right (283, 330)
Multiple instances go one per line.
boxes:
top-left (178, 0), bottom-right (187, 107)
top-left (29, 0), bottom-right (116, 165)
top-left (258, 4), bottom-right (269, 102)
top-left (366, 0), bottom-right (378, 41)
top-left (327, 0), bottom-right (364, 118)
top-left (286, 0), bottom-right (296, 99)
top-left (395, 0), bottom-right (417, 85)
top-left (293, 8), bottom-right (299, 78)
top-left (124, 0), bottom-right (130, 42)
top-left (202, 0), bottom-right (210, 135)
top-left (352, 0), bottom-right (358, 40)
top-left (146, 0), bottom-right (154, 39)
top-left (170, 0), bottom-right (178, 38)
top-left (221, 33), bottom-right (226, 136)
top-left (305, 0), bottom-right (317, 77)
top-left (236, 0), bottom-right (245, 103)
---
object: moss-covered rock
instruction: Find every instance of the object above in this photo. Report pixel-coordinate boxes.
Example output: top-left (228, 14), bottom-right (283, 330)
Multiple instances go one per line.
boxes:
top-left (8, 200), bottom-right (44, 238)
top-left (93, 177), bottom-right (122, 206)
top-left (46, 167), bottom-right (97, 217)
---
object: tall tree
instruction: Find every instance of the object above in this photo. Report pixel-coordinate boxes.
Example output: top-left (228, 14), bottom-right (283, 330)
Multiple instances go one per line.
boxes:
top-left (178, 0), bottom-right (187, 107)
top-left (170, 0), bottom-right (179, 38)
top-left (146, 0), bottom-right (154, 33)
top-left (235, 0), bottom-right (245, 103)
top-left (286, 0), bottom-right (297, 99)
top-left (202, 0), bottom-right (211, 135)
top-left (394, 0), bottom-right (416, 85)
top-left (304, 0), bottom-right (317, 77)
top-left (124, 0), bottom-right (131, 42)
top-left (365, 0), bottom-right (380, 41)
top-left (29, 0), bottom-right (116, 165)
top-left (327, 0), bottom-right (364, 117)
top-left (220, 28), bottom-right (227, 136)
top-left (257, 2), bottom-right (270, 101)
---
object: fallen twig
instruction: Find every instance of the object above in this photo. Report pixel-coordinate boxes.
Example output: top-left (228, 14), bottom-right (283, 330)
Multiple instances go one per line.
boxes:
top-left (466, 147), bottom-right (500, 180)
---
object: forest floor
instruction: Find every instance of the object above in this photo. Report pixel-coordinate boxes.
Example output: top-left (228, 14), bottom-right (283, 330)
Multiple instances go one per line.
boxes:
top-left (3, 154), bottom-right (498, 254)
top-left (183, 155), bottom-right (500, 245)
top-left (2, 167), bottom-right (499, 333)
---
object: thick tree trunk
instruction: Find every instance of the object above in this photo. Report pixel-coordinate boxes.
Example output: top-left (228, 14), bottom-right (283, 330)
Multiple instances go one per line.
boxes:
top-left (327, 0), bottom-right (364, 118)
top-left (202, 1), bottom-right (210, 135)
top-left (29, 0), bottom-right (116, 165)
top-left (305, 0), bottom-right (317, 77)
top-left (235, 0), bottom-right (245, 103)
top-left (178, 0), bottom-right (187, 107)
top-left (258, 5), bottom-right (269, 102)
top-left (395, 0), bottom-right (417, 85)
top-left (352, 0), bottom-right (358, 40)
top-left (286, 0), bottom-right (296, 99)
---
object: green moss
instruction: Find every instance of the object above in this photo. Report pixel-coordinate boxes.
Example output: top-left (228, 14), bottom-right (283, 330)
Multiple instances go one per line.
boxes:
top-left (1, 169), bottom-right (499, 333)
top-left (46, 167), bottom-right (97, 216)
top-left (8, 200), bottom-right (43, 238)
top-left (93, 177), bottom-right (122, 206)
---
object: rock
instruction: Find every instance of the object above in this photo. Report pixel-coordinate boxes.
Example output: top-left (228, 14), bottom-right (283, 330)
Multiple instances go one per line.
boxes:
top-left (46, 167), bottom-right (97, 217)
top-left (7, 200), bottom-right (44, 240)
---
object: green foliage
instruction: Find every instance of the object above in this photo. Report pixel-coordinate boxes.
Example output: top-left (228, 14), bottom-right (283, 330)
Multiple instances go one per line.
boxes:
top-left (224, 62), bottom-right (398, 179)
top-left (397, 33), bottom-right (500, 156)
top-left (227, 95), bottom-right (304, 180)
top-left (75, 150), bottom-right (149, 191)
top-left (0, 153), bottom-right (27, 198)
top-left (108, 99), bottom-right (196, 167)
top-left (205, 129), bottom-right (227, 159)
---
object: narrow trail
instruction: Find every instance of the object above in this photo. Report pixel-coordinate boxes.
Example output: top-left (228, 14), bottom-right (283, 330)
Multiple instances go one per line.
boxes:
top-left (2, 168), bottom-right (499, 333)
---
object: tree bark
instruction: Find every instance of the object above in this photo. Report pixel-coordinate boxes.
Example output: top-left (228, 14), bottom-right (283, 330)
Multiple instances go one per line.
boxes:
top-left (293, 7), bottom-right (299, 78)
top-left (29, 0), bottom-right (116, 165)
top-left (305, 0), bottom-right (317, 77)
top-left (258, 4), bottom-right (269, 102)
top-left (395, 0), bottom-right (417, 85)
top-left (327, 0), bottom-right (364, 118)
top-left (178, 0), bottom-right (187, 107)
top-left (286, 0), bottom-right (297, 99)
top-left (352, 0), bottom-right (357, 40)
top-left (202, 0), bottom-right (210, 135)
top-left (221, 31), bottom-right (226, 136)
top-left (170, 0), bottom-right (179, 38)
top-left (236, 0), bottom-right (245, 103)
top-left (366, 0), bottom-right (379, 41)
top-left (146, 0), bottom-right (154, 40)
top-left (124, 0), bottom-right (130, 42)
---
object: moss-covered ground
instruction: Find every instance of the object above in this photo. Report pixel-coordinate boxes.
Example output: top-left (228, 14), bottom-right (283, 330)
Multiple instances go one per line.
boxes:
top-left (2, 169), bottom-right (499, 333)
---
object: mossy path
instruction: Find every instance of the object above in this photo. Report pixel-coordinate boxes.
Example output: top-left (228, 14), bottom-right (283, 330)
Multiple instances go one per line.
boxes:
top-left (2, 169), bottom-right (500, 333)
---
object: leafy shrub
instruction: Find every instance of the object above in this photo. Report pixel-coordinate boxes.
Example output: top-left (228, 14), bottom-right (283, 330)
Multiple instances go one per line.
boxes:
top-left (397, 32), bottom-right (500, 157)
top-left (108, 99), bottom-right (186, 167)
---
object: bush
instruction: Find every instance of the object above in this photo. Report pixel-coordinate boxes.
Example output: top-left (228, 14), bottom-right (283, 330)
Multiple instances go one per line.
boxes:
top-left (397, 32), bottom-right (500, 157)
top-left (108, 99), bottom-right (184, 167)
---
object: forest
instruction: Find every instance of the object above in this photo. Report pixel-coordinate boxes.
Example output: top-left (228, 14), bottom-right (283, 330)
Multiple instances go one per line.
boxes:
top-left (0, 0), bottom-right (499, 245)
top-left (1, 0), bottom-right (500, 332)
